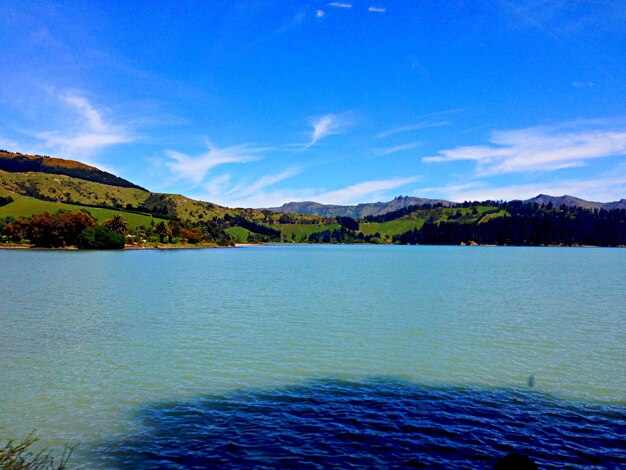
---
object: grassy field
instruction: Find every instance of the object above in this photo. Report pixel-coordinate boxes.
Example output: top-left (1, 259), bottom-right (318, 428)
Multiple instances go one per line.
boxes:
top-left (359, 219), bottom-right (424, 237)
top-left (0, 170), bottom-right (238, 223)
top-left (478, 209), bottom-right (509, 223)
top-left (225, 226), bottom-right (254, 242)
top-left (0, 191), bottom-right (166, 229)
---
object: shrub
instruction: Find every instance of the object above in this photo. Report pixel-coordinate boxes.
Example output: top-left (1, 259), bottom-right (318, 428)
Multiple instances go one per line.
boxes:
top-left (78, 226), bottom-right (125, 249)
top-left (0, 432), bottom-right (73, 469)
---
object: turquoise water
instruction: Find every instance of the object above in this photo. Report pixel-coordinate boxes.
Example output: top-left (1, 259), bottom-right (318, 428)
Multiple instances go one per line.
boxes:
top-left (0, 245), bottom-right (625, 467)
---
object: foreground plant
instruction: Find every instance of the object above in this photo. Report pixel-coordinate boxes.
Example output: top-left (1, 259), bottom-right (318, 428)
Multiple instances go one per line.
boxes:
top-left (0, 432), bottom-right (73, 470)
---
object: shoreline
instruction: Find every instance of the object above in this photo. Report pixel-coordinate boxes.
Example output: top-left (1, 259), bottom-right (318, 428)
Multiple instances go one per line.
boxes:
top-left (0, 243), bottom-right (623, 251)
top-left (0, 242), bottom-right (266, 251)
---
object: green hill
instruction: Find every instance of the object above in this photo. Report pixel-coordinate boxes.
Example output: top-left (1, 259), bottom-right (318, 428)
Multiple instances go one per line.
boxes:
top-left (2, 151), bottom-right (621, 247)
top-left (0, 188), bottom-right (165, 230)
top-left (0, 150), bottom-right (145, 190)
top-left (0, 167), bottom-right (234, 223)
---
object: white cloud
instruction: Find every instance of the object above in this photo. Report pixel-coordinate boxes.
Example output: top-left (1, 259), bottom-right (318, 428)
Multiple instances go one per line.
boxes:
top-left (192, 167), bottom-right (305, 208)
top-left (203, 173), bottom-right (231, 198)
top-left (572, 81), bottom-right (595, 88)
top-left (415, 173), bottom-right (626, 203)
top-left (376, 121), bottom-right (450, 139)
top-left (368, 7), bottom-right (386, 13)
top-left (315, 176), bottom-right (419, 205)
top-left (328, 2), bottom-right (352, 9)
top-left (61, 94), bottom-right (107, 132)
top-left (316, 10), bottom-right (325, 18)
top-left (211, 167), bottom-right (302, 200)
top-left (242, 167), bottom-right (302, 195)
top-left (423, 120), bottom-right (626, 176)
top-left (373, 141), bottom-right (422, 156)
top-left (194, 174), bottom-right (418, 208)
top-left (164, 140), bottom-right (265, 186)
top-left (301, 112), bottom-right (352, 149)
top-left (7, 93), bottom-right (132, 163)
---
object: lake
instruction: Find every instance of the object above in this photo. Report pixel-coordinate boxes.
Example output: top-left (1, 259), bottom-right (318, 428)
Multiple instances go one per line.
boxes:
top-left (1, 245), bottom-right (625, 468)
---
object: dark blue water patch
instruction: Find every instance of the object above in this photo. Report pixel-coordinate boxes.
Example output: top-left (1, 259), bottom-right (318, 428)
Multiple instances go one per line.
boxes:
top-left (90, 378), bottom-right (626, 469)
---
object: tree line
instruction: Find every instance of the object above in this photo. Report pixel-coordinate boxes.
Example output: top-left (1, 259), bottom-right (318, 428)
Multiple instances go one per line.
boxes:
top-left (0, 210), bottom-right (236, 248)
top-left (1, 211), bottom-right (124, 248)
top-left (364, 203), bottom-right (446, 223)
top-left (395, 205), bottom-right (626, 246)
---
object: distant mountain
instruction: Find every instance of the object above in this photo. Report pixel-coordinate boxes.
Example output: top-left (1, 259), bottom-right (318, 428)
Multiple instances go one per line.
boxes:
top-left (267, 196), bottom-right (455, 218)
top-left (525, 194), bottom-right (626, 210)
top-left (0, 150), bottom-right (146, 190)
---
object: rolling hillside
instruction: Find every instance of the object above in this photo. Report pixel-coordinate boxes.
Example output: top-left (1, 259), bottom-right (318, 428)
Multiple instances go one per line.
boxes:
top-left (0, 150), bottom-right (145, 190)
top-left (0, 187), bottom-right (165, 230)
top-left (1, 151), bottom-right (623, 246)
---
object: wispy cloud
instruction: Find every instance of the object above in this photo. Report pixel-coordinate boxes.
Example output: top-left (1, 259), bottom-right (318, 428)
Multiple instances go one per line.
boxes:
top-left (415, 172), bottom-right (626, 203)
top-left (372, 141), bottom-right (422, 157)
top-left (368, 7), bottom-right (386, 13)
top-left (423, 120), bottom-right (626, 176)
top-left (572, 81), bottom-right (595, 88)
top-left (300, 112), bottom-right (353, 150)
top-left (205, 167), bottom-right (302, 200)
top-left (328, 2), bottom-right (352, 9)
top-left (315, 176), bottom-right (419, 205)
top-left (192, 167), bottom-right (305, 208)
top-left (203, 173), bottom-right (231, 197)
top-left (164, 140), bottom-right (266, 186)
top-left (7, 93), bottom-right (132, 163)
top-left (196, 174), bottom-right (418, 208)
top-left (376, 121), bottom-right (450, 139)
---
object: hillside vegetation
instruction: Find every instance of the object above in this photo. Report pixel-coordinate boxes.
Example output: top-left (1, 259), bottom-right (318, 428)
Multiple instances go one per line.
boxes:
top-left (0, 150), bottom-right (145, 190)
top-left (1, 151), bottom-right (624, 247)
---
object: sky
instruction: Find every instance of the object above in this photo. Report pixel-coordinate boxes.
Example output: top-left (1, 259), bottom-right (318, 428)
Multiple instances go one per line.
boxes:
top-left (1, 0), bottom-right (625, 207)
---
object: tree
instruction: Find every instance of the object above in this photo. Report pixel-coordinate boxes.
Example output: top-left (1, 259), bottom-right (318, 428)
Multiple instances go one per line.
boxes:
top-left (180, 227), bottom-right (203, 244)
top-left (78, 226), bottom-right (125, 249)
top-left (103, 215), bottom-right (129, 235)
top-left (28, 211), bottom-right (96, 247)
top-left (167, 220), bottom-right (181, 242)
top-left (154, 221), bottom-right (169, 243)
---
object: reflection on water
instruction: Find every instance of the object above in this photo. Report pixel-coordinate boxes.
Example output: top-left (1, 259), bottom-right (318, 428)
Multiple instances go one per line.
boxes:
top-left (90, 378), bottom-right (626, 469)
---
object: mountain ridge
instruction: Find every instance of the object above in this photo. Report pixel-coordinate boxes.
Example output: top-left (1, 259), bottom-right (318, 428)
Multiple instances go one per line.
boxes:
top-left (268, 194), bottom-right (626, 217)
top-left (0, 150), bottom-right (146, 191)
top-left (267, 196), bottom-right (455, 218)
top-left (525, 194), bottom-right (626, 210)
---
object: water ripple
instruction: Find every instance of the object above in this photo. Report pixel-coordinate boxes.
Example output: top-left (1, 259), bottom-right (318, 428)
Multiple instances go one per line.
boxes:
top-left (91, 378), bottom-right (626, 469)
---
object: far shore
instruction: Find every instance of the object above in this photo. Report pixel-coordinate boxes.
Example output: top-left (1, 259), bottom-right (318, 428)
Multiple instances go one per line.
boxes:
top-left (0, 242), bottom-right (268, 251)
top-left (1, 242), bottom-right (623, 251)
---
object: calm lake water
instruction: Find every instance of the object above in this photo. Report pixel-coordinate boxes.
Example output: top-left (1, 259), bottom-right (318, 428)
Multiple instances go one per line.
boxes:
top-left (1, 245), bottom-right (625, 468)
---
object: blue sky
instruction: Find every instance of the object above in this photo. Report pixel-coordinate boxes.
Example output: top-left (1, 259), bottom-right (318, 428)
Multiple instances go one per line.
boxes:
top-left (1, 1), bottom-right (625, 207)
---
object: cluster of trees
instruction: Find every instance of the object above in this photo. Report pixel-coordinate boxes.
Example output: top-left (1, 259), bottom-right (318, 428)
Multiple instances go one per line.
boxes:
top-left (78, 226), bottom-right (125, 249)
top-left (364, 203), bottom-right (446, 223)
top-left (0, 209), bottom-right (237, 248)
top-left (0, 195), bottom-right (13, 207)
top-left (394, 206), bottom-right (626, 246)
top-left (0, 211), bottom-right (125, 248)
top-left (150, 218), bottom-right (233, 246)
top-left (336, 216), bottom-right (359, 231)
top-left (307, 226), bottom-right (383, 243)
